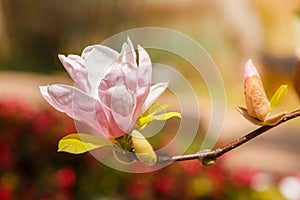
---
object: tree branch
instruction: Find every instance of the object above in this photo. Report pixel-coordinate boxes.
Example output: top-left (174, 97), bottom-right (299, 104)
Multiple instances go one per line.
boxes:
top-left (157, 109), bottom-right (300, 166)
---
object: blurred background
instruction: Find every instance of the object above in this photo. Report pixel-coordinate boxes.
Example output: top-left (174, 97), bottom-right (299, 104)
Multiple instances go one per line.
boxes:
top-left (1, 0), bottom-right (300, 199)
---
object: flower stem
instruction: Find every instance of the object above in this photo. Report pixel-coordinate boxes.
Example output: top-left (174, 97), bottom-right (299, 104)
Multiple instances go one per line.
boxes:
top-left (157, 109), bottom-right (300, 165)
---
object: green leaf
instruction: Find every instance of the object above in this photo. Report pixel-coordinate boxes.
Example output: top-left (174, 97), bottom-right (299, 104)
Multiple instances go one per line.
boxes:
top-left (138, 112), bottom-right (182, 131)
top-left (136, 104), bottom-right (181, 130)
top-left (136, 116), bottom-right (152, 127)
top-left (147, 104), bottom-right (169, 115)
top-left (58, 133), bottom-right (111, 154)
top-left (269, 85), bottom-right (288, 112)
top-left (151, 112), bottom-right (182, 121)
top-left (136, 104), bottom-right (169, 127)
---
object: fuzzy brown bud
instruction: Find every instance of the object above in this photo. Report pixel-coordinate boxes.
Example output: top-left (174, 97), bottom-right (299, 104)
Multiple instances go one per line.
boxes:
top-left (244, 60), bottom-right (270, 121)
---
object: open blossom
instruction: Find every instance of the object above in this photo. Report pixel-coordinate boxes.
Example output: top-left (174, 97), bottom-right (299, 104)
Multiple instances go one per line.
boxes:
top-left (40, 38), bottom-right (168, 140)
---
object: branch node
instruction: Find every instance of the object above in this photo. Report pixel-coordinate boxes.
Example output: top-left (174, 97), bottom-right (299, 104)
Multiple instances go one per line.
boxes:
top-left (201, 156), bottom-right (217, 166)
top-left (198, 149), bottom-right (217, 166)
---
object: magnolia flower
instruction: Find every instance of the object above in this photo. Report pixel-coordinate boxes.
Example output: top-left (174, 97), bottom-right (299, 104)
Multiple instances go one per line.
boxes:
top-left (40, 38), bottom-right (181, 165)
top-left (40, 38), bottom-right (169, 138)
top-left (236, 59), bottom-right (287, 126)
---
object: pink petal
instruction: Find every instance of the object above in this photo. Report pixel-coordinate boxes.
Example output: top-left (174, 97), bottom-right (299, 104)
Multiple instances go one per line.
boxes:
top-left (132, 85), bottom-right (150, 122)
top-left (44, 84), bottom-right (108, 136)
top-left (126, 45), bottom-right (153, 119)
top-left (40, 86), bottom-right (65, 112)
top-left (102, 85), bottom-right (136, 136)
top-left (58, 54), bottom-right (91, 93)
top-left (137, 45), bottom-right (152, 88)
top-left (244, 59), bottom-right (260, 79)
top-left (142, 82), bottom-right (169, 113)
top-left (81, 45), bottom-right (119, 95)
top-left (118, 37), bottom-right (137, 66)
top-left (98, 62), bottom-right (138, 100)
top-left (99, 104), bottom-right (125, 138)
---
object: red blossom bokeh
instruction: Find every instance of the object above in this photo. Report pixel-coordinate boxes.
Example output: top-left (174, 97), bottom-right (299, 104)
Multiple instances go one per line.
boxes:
top-left (0, 99), bottom-right (294, 199)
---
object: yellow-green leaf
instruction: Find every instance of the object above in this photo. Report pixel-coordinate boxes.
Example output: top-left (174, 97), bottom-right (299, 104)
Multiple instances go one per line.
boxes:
top-left (269, 85), bottom-right (288, 112)
top-left (151, 112), bottom-right (182, 121)
top-left (136, 116), bottom-right (152, 127)
top-left (145, 104), bottom-right (169, 116)
top-left (136, 104), bottom-right (181, 130)
top-left (58, 133), bottom-right (111, 154)
top-left (138, 123), bottom-right (149, 131)
top-left (136, 104), bottom-right (169, 127)
top-left (137, 112), bottom-right (181, 131)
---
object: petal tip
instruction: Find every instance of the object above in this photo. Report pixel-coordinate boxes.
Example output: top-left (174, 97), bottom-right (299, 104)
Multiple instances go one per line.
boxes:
top-left (244, 59), bottom-right (259, 79)
top-left (58, 54), bottom-right (67, 64)
top-left (58, 54), bottom-right (65, 60)
top-left (126, 37), bottom-right (133, 46)
top-left (39, 85), bottom-right (48, 93)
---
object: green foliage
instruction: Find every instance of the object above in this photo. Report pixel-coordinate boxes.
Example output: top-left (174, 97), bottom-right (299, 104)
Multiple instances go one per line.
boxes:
top-left (58, 133), bottom-right (110, 154)
top-left (270, 85), bottom-right (288, 112)
top-left (137, 104), bottom-right (181, 130)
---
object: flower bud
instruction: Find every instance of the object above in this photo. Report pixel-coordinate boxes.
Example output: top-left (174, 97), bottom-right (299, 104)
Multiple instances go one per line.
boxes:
top-left (131, 130), bottom-right (157, 166)
top-left (244, 60), bottom-right (270, 121)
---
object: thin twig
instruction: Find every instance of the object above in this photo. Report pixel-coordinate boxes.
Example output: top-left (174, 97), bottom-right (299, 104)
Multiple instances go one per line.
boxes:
top-left (157, 109), bottom-right (300, 166)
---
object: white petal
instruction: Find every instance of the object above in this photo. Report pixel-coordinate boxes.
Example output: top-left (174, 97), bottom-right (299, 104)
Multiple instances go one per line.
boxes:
top-left (58, 54), bottom-right (91, 92)
top-left (103, 85), bottom-right (136, 133)
top-left (137, 45), bottom-right (152, 88)
top-left (142, 82), bottom-right (169, 113)
top-left (118, 37), bottom-right (137, 66)
top-left (81, 45), bottom-right (119, 95)
top-left (40, 86), bottom-right (65, 112)
top-left (45, 84), bottom-right (107, 134)
top-left (98, 62), bottom-right (138, 100)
